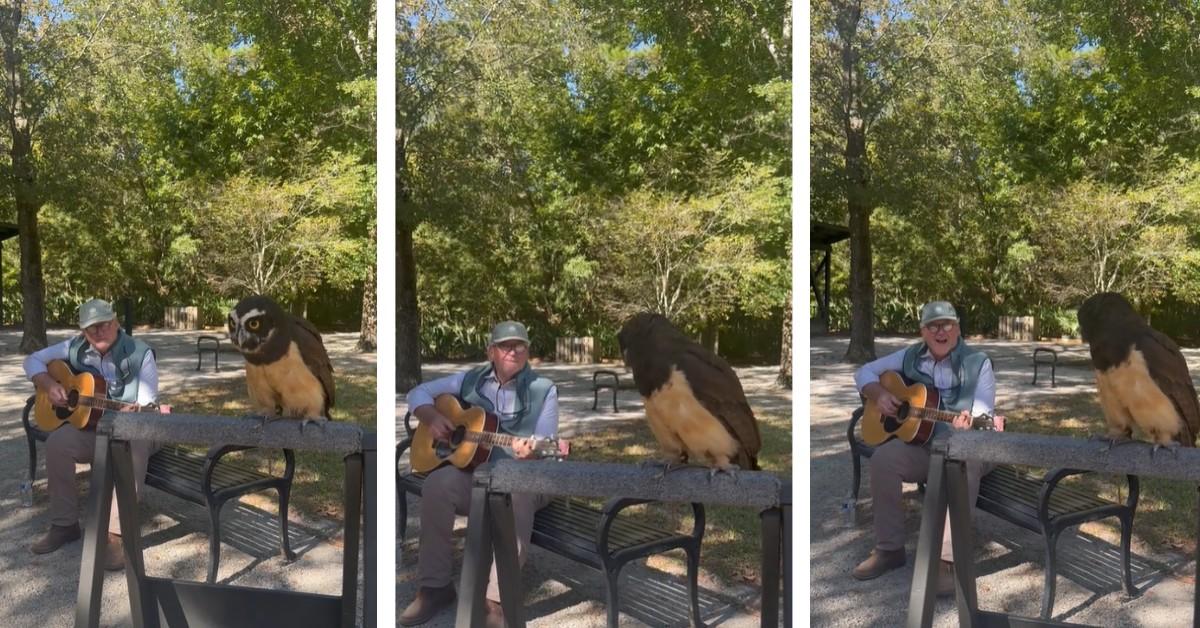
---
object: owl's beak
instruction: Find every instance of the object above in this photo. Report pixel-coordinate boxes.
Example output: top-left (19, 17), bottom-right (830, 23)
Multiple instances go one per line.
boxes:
top-left (239, 333), bottom-right (260, 351)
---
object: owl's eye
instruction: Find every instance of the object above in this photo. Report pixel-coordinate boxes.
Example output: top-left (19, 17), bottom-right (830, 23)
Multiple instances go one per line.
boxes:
top-left (247, 319), bottom-right (261, 331)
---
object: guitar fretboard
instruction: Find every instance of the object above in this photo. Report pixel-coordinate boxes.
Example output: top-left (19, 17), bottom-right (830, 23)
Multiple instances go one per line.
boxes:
top-left (65, 394), bottom-right (153, 413)
top-left (463, 430), bottom-right (522, 448)
top-left (906, 405), bottom-right (993, 428)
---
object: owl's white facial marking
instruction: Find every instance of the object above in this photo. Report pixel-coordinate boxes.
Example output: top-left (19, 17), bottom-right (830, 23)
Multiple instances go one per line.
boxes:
top-left (228, 307), bottom-right (274, 353)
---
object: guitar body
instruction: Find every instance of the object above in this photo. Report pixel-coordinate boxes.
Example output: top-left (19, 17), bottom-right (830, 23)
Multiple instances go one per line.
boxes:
top-left (860, 370), bottom-right (941, 447)
top-left (410, 395), bottom-right (498, 474)
top-left (34, 360), bottom-right (106, 432)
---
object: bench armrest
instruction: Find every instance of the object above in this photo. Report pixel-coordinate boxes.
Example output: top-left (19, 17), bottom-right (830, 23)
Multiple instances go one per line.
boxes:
top-left (597, 497), bottom-right (705, 558)
top-left (201, 445), bottom-right (296, 496)
top-left (20, 395), bottom-right (36, 434)
top-left (593, 370), bottom-right (619, 386)
top-left (847, 407), bottom-right (869, 457)
top-left (1037, 467), bottom-right (1139, 522)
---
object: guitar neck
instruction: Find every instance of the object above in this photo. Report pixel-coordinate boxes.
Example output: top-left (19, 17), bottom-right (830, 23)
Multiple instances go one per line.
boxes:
top-left (74, 395), bottom-right (151, 412)
top-left (909, 406), bottom-right (987, 423)
top-left (463, 430), bottom-right (520, 449)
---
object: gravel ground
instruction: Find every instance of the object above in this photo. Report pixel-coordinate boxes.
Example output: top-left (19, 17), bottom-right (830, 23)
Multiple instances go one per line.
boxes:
top-left (396, 361), bottom-right (792, 627)
top-left (810, 334), bottom-right (1196, 627)
top-left (0, 327), bottom-right (374, 628)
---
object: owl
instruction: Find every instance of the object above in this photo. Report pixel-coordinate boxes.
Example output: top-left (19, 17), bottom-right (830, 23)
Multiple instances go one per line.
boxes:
top-left (1078, 292), bottom-right (1199, 455)
top-left (618, 312), bottom-right (761, 475)
top-left (227, 295), bottom-right (335, 428)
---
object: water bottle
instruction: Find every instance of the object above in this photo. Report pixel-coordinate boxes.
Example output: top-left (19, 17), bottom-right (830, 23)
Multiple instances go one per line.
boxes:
top-left (19, 479), bottom-right (33, 508)
top-left (841, 496), bottom-right (857, 527)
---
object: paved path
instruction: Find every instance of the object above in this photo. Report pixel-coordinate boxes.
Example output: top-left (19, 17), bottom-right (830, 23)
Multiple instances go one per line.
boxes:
top-left (0, 328), bottom-right (374, 628)
top-left (810, 335), bottom-right (1196, 626)
top-left (396, 361), bottom-right (791, 627)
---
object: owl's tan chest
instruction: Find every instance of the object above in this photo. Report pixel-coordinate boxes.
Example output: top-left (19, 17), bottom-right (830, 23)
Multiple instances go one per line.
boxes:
top-left (244, 342), bottom-right (326, 417)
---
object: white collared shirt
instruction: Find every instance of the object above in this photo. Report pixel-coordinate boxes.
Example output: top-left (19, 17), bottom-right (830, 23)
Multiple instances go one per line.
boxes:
top-left (23, 337), bottom-right (159, 406)
top-left (854, 345), bottom-right (995, 416)
top-left (406, 366), bottom-right (559, 437)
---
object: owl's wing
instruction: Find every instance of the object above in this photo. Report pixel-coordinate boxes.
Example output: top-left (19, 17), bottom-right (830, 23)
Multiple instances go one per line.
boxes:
top-left (1140, 329), bottom-right (1200, 446)
top-left (291, 314), bottom-right (336, 416)
top-left (676, 343), bottom-right (762, 469)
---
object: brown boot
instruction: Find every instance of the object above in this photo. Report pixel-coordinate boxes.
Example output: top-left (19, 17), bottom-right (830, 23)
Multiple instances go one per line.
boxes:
top-left (852, 548), bottom-right (906, 580)
top-left (484, 600), bottom-right (506, 628)
top-left (399, 584), bottom-right (456, 626)
top-left (30, 523), bottom-right (81, 555)
top-left (937, 560), bottom-right (956, 597)
top-left (104, 533), bottom-right (125, 571)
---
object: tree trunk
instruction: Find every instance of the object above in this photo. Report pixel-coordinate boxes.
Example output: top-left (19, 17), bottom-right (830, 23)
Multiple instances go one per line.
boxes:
top-left (776, 294), bottom-right (792, 389)
top-left (357, 258), bottom-right (377, 352)
top-left (396, 133), bottom-right (423, 392)
top-left (397, 221), bottom-right (422, 392)
top-left (837, 0), bottom-right (876, 364)
top-left (2, 4), bottom-right (46, 353)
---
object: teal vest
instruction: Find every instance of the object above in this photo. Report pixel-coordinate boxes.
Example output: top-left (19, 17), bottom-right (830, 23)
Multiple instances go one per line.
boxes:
top-left (68, 331), bottom-right (154, 405)
top-left (460, 363), bottom-right (554, 460)
top-left (900, 341), bottom-right (988, 413)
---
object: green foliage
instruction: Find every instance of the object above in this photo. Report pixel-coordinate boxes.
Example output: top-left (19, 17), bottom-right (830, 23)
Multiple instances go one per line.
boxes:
top-left (0, 1), bottom-right (375, 330)
top-left (402, 0), bottom-right (790, 359)
top-left (812, 0), bottom-right (1200, 342)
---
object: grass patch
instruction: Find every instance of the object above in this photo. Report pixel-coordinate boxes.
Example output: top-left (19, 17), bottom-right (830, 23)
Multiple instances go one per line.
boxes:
top-left (567, 411), bottom-right (792, 587)
top-left (1010, 390), bottom-right (1195, 554)
top-left (168, 374), bottom-right (376, 520)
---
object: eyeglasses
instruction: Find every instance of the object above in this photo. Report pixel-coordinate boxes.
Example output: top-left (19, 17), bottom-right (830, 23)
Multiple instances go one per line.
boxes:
top-left (923, 321), bottom-right (957, 333)
top-left (84, 320), bottom-right (114, 335)
top-left (494, 342), bottom-right (529, 355)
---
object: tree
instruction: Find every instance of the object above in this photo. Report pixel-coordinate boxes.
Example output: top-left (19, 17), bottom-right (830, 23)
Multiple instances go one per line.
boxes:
top-left (195, 156), bottom-right (366, 299)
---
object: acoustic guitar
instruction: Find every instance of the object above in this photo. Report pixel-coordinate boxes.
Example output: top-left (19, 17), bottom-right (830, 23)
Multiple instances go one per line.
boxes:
top-left (859, 370), bottom-right (996, 447)
top-left (33, 359), bottom-right (169, 432)
top-left (410, 394), bottom-right (570, 474)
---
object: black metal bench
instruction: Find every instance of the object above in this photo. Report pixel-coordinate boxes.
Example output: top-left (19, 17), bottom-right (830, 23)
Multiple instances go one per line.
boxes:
top-left (197, 334), bottom-right (221, 372)
top-left (21, 396), bottom-right (295, 583)
top-left (396, 411), bottom-right (705, 627)
top-left (591, 369), bottom-right (637, 412)
top-left (847, 409), bottom-right (1138, 619)
top-left (977, 464), bottom-right (1137, 619)
top-left (1032, 347), bottom-right (1058, 386)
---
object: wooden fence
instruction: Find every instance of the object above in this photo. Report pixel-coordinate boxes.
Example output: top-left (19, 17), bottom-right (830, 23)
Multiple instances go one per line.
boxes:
top-left (997, 315), bottom-right (1035, 341)
top-left (555, 336), bottom-right (597, 363)
top-left (164, 306), bottom-right (200, 330)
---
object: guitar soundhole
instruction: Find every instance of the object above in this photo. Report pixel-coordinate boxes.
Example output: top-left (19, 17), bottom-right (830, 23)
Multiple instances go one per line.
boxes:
top-left (54, 389), bottom-right (80, 419)
top-left (435, 426), bottom-right (466, 458)
top-left (882, 402), bottom-right (909, 432)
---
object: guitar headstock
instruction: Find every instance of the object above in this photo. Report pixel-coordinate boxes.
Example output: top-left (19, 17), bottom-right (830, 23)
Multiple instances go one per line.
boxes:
top-left (532, 435), bottom-right (571, 460)
top-left (973, 414), bottom-right (997, 431)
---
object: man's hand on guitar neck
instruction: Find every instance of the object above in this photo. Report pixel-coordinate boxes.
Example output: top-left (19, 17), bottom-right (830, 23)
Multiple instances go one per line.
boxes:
top-left (32, 373), bottom-right (68, 406)
top-left (512, 438), bottom-right (537, 460)
top-left (951, 410), bottom-right (1006, 432)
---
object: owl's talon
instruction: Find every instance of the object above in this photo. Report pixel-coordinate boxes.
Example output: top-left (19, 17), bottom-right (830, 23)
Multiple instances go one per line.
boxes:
top-left (1091, 434), bottom-right (1132, 453)
top-left (708, 464), bottom-right (742, 483)
top-left (299, 416), bottom-right (330, 435)
top-left (1151, 442), bottom-right (1181, 460)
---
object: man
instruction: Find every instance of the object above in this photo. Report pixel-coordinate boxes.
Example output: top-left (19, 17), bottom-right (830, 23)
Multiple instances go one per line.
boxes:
top-left (400, 321), bottom-right (558, 628)
top-left (24, 298), bottom-right (158, 571)
top-left (852, 301), bottom-right (1005, 594)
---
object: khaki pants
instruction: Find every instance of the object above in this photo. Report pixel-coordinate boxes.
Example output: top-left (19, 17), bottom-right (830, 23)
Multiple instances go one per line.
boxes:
top-left (46, 427), bottom-right (157, 535)
top-left (417, 464), bottom-right (550, 602)
top-left (869, 437), bottom-right (993, 562)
